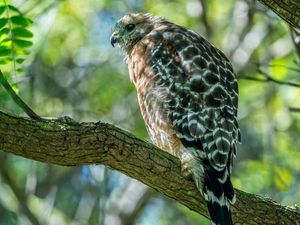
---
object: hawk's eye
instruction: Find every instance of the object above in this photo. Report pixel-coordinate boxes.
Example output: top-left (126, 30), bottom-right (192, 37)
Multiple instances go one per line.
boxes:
top-left (125, 24), bottom-right (135, 31)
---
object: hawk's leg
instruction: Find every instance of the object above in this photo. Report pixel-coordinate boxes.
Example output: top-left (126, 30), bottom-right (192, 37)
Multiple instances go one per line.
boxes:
top-left (178, 148), bottom-right (205, 195)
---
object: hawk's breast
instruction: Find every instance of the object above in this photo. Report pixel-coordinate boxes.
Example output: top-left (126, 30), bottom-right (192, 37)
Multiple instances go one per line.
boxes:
top-left (127, 36), bottom-right (182, 155)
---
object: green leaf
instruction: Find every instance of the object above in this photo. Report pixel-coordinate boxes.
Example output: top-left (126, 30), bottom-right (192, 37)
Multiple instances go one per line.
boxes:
top-left (0, 59), bottom-right (12, 64)
top-left (0, 6), bottom-right (6, 16)
top-left (0, 18), bottom-right (8, 29)
top-left (10, 16), bottom-right (30, 26)
top-left (0, 45), bottom-right (10, 50)
top-left (274, 167), bottom-right (292, 191)
top-left (15, 49), bottom-right (30, 55)
top-left (13, 39), bottom-right (32, 48)
top-left (16, 67), bottom-right (24, 73)
top-left (0, 47), bottom-right (11, 56)
top-left (12, 27), bottom-right (33, 38)
top-left (16, 58), bottom-right (25, 64)
top-left (0, 37), bottom-right (11, 44)
top-left (8, 5), bottom-right (21, 14)
top-left (0, 28), bottom-right (9, 36)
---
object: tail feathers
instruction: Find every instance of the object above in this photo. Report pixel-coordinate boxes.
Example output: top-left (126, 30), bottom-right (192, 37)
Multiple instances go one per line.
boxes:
top-left (203, 169), bottom-right (235, 225)
top-left (177, 142), bottom-right (235, 225)
top-left (222, 174), bottom-right (236, 204)
top-left (206, 199), bottom-right (233, 225)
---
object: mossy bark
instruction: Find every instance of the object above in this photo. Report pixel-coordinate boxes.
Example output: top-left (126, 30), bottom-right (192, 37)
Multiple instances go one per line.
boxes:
top-left (0, 111), bottom-right (300, 225)
top-left (258, 0), bottom-right (300, 29)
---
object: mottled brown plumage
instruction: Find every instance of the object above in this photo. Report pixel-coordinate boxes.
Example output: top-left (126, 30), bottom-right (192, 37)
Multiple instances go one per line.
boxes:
top-left (111, 13), bottom-right (240, 225)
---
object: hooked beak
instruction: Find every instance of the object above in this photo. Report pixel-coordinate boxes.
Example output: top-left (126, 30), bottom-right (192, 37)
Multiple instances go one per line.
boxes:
top-left (110, 32), bottom-right (119, 47)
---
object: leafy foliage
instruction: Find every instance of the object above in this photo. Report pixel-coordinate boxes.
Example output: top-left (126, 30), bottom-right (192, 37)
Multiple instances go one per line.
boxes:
top-left (0, 2), bottom-right (32, 74)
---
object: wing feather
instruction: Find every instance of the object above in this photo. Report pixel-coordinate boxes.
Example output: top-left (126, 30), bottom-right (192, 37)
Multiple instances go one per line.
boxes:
top-left (146, 24), bottom-right (240, 171)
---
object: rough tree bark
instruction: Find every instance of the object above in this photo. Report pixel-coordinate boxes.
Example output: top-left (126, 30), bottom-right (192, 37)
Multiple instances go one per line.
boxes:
top-left (0, 111), bottom-right (300, 225)
top-left (257, 0), bottom-right (300, 30)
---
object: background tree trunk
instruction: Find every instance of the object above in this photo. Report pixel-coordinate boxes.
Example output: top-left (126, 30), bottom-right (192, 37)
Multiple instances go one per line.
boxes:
top-left (0, 111), bottom-right (300, 225)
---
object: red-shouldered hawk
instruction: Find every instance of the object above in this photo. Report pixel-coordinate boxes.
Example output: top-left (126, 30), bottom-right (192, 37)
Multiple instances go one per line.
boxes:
top-left (111, 13), bottom-right (240, 225)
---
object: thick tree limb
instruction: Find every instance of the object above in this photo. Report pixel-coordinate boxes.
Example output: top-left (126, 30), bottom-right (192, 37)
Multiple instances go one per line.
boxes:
top-left (0, 111), bottom-right (300, 224)
top-left (258, 0), bottom-right (300, 30)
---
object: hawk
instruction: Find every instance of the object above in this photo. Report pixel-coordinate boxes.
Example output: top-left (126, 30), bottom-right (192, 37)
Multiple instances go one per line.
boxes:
top-left (111, 13), bottom-right (240, 225)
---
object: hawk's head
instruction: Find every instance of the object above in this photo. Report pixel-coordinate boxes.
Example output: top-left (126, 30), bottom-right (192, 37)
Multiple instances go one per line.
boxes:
top-left (111, 13), bottom-right (164, 53)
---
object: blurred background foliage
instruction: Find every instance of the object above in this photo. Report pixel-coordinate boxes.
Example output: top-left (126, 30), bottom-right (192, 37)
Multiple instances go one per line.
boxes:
top-left (0, 0), bottom-right (299, 224)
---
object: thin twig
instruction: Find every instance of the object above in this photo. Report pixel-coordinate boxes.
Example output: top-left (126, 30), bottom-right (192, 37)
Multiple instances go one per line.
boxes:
top-left (252, 62), bottom-right (300, 73)
top-left (238, 70), bottom-right (300, 88)
top-left (259, 69), bottom-right (300, 88)
top-left (289, 107), bottom-right (300, 113)
top-left (238, 75), bottom-right (266, 82)
top-left (198, 0), bottom-right (212, 38)
top-left (0, 70), bottom-right (43, 121)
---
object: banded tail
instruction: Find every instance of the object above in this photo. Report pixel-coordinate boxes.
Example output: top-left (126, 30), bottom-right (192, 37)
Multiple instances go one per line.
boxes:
top-left (179, 146), bottom-right (235, 225)
top-left (203, 165), bottom-right (235, 225)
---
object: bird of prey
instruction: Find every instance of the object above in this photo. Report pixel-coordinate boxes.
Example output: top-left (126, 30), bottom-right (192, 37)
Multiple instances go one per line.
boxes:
top-left (111, 13), bottom-right (240, 225)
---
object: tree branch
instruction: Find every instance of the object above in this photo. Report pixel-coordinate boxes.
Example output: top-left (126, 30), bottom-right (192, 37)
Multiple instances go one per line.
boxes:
top-left (0, 70), bottom-right (43, 121)
top-left (238, 69), bottom-right (300, 88)
top-left (0, 111), bottom-right (300, 224)
top-left (257, 0), bottom-right (300, 30)
top-left (288, 107), bottom-right (300, 113)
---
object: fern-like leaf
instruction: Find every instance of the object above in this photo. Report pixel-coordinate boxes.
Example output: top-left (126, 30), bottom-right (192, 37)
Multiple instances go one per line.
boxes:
top-left (0, 3), bottom-right (33, 75)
